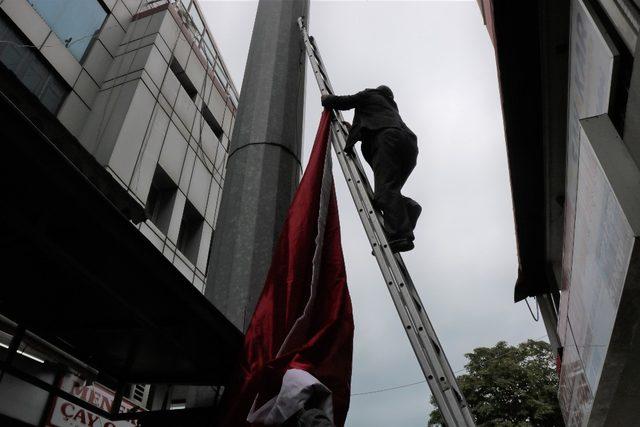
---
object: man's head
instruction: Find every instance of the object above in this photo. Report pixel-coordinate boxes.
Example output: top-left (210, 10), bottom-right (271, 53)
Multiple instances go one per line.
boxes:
top-left (376, 85), bottom-right (394, 100)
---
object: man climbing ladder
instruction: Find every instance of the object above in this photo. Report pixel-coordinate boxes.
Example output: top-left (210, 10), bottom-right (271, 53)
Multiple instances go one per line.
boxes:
top-left (321, 86), bottom-right (421, 253)
top-left (299, 18), bottom-right (476, 427)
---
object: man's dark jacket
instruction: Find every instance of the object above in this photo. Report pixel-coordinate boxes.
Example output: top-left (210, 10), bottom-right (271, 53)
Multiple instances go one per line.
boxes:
top-left (321, 87), bottom-right (411, 149)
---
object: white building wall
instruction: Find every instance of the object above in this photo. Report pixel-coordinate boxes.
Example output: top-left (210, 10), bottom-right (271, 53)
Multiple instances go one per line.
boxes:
top-left (0, 0), bottom-right (237, 293)
top-left (81, 6), bottom-right (235, 292)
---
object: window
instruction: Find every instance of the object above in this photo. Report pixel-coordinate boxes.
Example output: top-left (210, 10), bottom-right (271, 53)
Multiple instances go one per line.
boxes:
top-left (27, 0), bottom-right (107, 62)
top-left (126, 384), bottom-right (150, 408)
top-left (177, 200), bottom-right (203, 265)
top-left (229, 91), bottom-right (238, 108)
top-left (146, 167), bottom-right (176, 235)
top-left (170, 57), bottom-right (197, 101)
top-left (169, 400), bottom-right (186, 410)
top-left (214, 63), bottom-right (228, 88)
top-left (187, 3), bottom-right (205, 38)
top-left (201, 102), bottom-right (224, 139)
top-left (204, 228), bottom-right (214, 273)
top-left (0, 13), bottom-right (68, 113)
top-left (203, 37), bottom-right (216, 66)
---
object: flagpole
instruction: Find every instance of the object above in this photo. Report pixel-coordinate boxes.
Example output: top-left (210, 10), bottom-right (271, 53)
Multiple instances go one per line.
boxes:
top-left (205, 0), bottom-right (310, 330)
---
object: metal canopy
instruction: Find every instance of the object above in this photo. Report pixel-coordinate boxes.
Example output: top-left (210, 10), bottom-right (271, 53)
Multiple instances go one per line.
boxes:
top-left (0, 74), bottom-right (242, 388)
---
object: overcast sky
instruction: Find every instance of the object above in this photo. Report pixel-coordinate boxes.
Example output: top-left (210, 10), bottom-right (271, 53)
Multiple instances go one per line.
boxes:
top-left (201, 1), bottom-right (548, 425)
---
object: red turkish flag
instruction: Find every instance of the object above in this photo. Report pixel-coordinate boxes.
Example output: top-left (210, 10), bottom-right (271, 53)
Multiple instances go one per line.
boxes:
top-left (221, 110), bottom-right (354, 426)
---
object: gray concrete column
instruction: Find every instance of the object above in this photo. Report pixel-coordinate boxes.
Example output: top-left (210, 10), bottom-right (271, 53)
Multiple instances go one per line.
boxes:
top-left (205, 0), bottom-right (309, 330)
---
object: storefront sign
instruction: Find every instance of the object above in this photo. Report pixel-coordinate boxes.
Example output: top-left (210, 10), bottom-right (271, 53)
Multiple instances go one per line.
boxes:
top-left (46, 374), bottom-right (142, 427)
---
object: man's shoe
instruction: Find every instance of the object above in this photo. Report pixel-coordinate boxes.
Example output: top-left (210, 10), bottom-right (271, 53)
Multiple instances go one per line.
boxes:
top-left (407, 199), bottom-right (422, 230)
top-left (389, 238), bottom-right (414, 253)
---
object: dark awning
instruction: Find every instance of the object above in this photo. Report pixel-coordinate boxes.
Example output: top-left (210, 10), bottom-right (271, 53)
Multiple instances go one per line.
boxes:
top-left (0, 73), bottom-right (242, 387)
top-left (478, 1), bottom-right (569, 301)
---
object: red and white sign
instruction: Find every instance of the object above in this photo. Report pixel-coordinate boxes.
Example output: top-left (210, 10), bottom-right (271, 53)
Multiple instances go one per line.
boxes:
top-left (46, 374), bottom-right (143, 427)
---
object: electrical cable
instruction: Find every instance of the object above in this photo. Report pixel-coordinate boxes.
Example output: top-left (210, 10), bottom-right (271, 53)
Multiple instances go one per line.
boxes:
top-left (351, 380), bottom-right (426, 396)
top-left (525, 297), bottom-right (540, 322)
top-left (351, 334), bottom-right (550, 397)
top-left (0, 21), bottom-right (125, 51)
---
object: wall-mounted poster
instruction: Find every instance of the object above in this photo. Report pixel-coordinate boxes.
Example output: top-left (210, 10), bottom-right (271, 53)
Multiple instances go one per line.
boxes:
top-left (558, 115), bottom-right (639, 423)
top-left (562, 0), bottom-right (618, 296)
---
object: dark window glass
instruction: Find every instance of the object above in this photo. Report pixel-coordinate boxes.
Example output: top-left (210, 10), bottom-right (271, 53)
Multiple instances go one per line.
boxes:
top-left (201, 102), bottom-right (223, 140)
top-left (204, 228), bottom-right (214, 272)
top-left (27, 0), bottom-right (107, 61)
top-left (170, 57), bottom-right (197, 101)
top-left (3, 45), bottom-right (24, 73)
top-left (177, 201), bottom-right (203, 265)
top-left (0, 21), bottom-right (25, 72)
top-left (146, 167), bottom-right (176, 234)
top-left (40, 77), bottom-right (67, 112)
top-left (0, 14), bottom-right (69, 113)
top-left (22, 56), bottom-right (48, 94)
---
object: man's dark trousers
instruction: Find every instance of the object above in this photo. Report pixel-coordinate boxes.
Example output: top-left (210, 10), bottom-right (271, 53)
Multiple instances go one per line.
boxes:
top-left (362, 127), bottom-right (419, 242)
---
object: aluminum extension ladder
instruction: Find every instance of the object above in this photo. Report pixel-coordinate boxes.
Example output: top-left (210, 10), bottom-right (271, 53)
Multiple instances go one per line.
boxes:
top-left (298, 18), bottom-right (475, 427)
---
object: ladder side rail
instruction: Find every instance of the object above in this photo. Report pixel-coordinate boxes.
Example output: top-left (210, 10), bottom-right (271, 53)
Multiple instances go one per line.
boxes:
top-left (299, 18), bottom-right (379, 207)
top-left (399, 262), bottom-right (465, 379)
top-left (397, 265), bottom-right (455, 375)
top-left (328, 126), bottom-right (414, 295)
top-left (321, 61), bottom-right (472, 427)
top-left (330, 126), bottom-right (469, 425)
top-left (299, 17), bottom-right (386, 217)
top-left (399, 293), bottom-right (473, 420)
top-left (395, 256), bottom-right (474, 422)
top-left (304, 20), bottom-right (470, 424)
top-left (299, 19), bottom-right (334, 96)
top-left (307, 34), bottom-right (336, 95)
top-left (341, 121), bottom-right (475, 422)
top-left (319, 71), bottom-right (473, 419)
top-left (328, 124), bottom-right (467, 414)
top-left (331, 121), bottom-right (476, 423)
top-left (323, 85), bottom-right (475, 421)
top-left (299, 18), bottom-right (475, 426)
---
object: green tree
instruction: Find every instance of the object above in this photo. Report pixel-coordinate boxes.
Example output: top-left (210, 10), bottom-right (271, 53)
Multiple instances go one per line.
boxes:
top-left (428, 340), bottom-right (563, 426)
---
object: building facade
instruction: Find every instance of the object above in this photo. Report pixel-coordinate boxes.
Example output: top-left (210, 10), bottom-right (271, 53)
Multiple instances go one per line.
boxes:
top-left (2, 0), bottom-right (237, 291)
top-left (478, 0), bottom-right (640, 425)
top-left (0, 0), bottom-right (242, 425)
